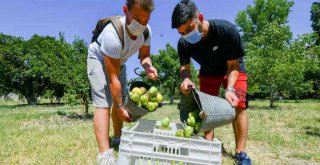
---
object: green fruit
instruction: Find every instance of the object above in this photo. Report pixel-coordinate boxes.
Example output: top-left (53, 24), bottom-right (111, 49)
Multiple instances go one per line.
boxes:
top-left (184, 126), bottom-right (194, 138)
top-left (156, 92), bottom-right (163, 103)
top-left (189, 111), bottom-right (199, 119)
top-left (131, 93), bottom-right (140, 102)
top-left (156, 160), bottom-right (160, 165)
top-left (186, 116), bottom-right (196, 127)
top-left (147, 102), bottom-right (156, 111)
top-left (171, 160), bottom-right (176, 165)
top-left (149, 96), bottom-right (157, 102)
top-left (154, 102), bottom-right (159, 108)
top-left (161, 117), bottom-right (170, 128)
top-left (140, 87), bottom-right (147, 94)
top-left (195, 122), bottom-right (201, 132)
top-left (140, 94), bottom-right (149, 105)
top-left (132, 87), bottom-right (142, 96)
top-left (179, 161), bottom-right (184, 165)
top-left (149, 86), bottom-right (158, 95)
top-left (175, 129), bottom-right (184, 137)
top-left (138, 100), bottom-right (142, 107)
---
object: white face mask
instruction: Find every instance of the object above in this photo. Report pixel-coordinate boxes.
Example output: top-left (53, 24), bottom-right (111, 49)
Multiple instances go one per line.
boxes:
top-left (126, 17), bottom-right (146, 36)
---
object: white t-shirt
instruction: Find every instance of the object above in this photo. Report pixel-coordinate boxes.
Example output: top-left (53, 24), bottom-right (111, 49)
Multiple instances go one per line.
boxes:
top-left (88, 16), bottom-right (152, 64)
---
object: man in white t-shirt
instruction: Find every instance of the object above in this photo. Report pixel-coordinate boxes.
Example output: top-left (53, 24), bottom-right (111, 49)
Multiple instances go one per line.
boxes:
top-left (87, 0), bottom-right (157, 164)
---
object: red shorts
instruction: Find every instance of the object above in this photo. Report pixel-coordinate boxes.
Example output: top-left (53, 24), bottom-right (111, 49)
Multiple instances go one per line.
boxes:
top-left (199, 73), bottom-right (248, 109)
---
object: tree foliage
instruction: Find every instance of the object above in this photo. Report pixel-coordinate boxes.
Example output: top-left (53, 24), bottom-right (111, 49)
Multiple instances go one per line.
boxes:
top-left (235, 0), bottom-right (319, 106)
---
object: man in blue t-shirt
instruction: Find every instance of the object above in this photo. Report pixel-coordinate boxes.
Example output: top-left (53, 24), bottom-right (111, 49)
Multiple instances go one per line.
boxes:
top-left (171, 0), bottom-right (251, 164)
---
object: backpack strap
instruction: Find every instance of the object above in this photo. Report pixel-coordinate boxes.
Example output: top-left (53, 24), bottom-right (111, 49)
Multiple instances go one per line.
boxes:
top-left (110, 18), bottom-right (124, 50)
top-left (138, 28), bottom-right (150, 59)
top-left (143, 28), bottom-right (149, 42)
top-left (94, 16), bottom-right (125, 50)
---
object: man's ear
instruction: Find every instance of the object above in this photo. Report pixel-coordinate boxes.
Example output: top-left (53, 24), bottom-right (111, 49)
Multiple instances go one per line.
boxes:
top-left (198, 13), bottom-right (204, 22)
top-left (123, 5), bottom-right (128, 13)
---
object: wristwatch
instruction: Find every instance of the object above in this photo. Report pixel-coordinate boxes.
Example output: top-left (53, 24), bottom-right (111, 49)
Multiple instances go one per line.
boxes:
top-left (224, 88), bottom-right (236, 93)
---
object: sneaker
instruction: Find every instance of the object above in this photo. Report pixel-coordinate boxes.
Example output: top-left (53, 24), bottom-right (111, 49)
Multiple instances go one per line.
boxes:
top-left (97, 149), bottom-right (116, 165)
top-left (111, 138), bottom-right (121, 150)
top-left (234, 151), bottom-right (252, 165)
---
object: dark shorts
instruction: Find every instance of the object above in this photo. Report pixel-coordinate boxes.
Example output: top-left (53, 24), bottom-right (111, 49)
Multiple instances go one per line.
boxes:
top-left (199, 73), bottom-right (248, 109)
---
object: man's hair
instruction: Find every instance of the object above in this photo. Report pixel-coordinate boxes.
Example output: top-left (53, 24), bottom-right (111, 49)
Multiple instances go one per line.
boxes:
top-left (171, 0), bottom-right (198, 29)
top-left (126, 0), bottom-right (155, 12)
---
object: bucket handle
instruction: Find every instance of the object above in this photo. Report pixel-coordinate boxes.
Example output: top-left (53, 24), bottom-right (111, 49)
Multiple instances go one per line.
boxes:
top-left (190, 88), bottom-right (207, 120)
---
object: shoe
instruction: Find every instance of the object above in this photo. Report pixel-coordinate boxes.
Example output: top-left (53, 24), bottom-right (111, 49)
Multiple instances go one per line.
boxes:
top-left (234, 151), bottom-right (252, 165)
top-left (111, 138), bottom-right (121, 150)
top-left (96, 149), bottom-right (116, 165)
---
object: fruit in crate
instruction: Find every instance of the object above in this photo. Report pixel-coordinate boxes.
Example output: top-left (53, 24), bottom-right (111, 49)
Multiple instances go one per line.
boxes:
top-left (161, 117), bottom-right (170, 128)
top-left (175, 129), bottom-right (184, 137)
top-left (184, 126), bottom-right (194, 138)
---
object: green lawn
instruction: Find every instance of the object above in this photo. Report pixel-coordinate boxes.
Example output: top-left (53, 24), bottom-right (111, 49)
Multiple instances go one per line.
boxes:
top-left (0, 100), bottom-right (319, 164)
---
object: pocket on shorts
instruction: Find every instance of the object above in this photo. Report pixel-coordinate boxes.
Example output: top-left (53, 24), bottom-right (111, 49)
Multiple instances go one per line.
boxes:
top-left (87, 58), bottom-right (97, 76)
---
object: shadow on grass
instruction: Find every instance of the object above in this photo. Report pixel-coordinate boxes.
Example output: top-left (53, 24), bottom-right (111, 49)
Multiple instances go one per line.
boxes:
top-left (0, 102), bottom-right (65, 110)
top-left (222, 144), bottom-right (235, 160)
top-left (248, 105), bottom-right (292, 111)
top-left (40, 103), bottom-right (65, 107)
top-left (0, 104), bottom-right (29, 110)
top-left (63, 112), bottom-right (94, 120)
top-left (304, 126), bottom-right (320, 138)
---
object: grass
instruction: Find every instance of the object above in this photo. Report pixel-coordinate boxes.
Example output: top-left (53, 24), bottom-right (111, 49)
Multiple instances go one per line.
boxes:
top-left (0, 99), bottom-right (319, 164)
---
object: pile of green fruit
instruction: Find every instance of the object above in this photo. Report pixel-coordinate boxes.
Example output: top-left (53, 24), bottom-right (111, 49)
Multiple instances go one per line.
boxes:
top-left (175, 111), bottom-right (202, 138)
top-left (129, 86), bottom-right (163, 111)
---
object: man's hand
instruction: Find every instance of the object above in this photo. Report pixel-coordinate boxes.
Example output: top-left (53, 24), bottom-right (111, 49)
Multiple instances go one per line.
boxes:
top-left (145, 66), bottom-right (158, 81)
top-left (225, 91), bottom-right (239, 107)
top-left (180, 78), bottom-right (195, 95)
top-left (117, 106), bottom-right (132, 122)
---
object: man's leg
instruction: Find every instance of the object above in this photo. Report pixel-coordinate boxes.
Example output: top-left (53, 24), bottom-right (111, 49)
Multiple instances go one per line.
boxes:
top-left (233, 107), bottom-right (248, 153)
top-left (94, 107), bottom-right (111, 153)
top-left (199, 74), bottom-right (224, 140)
top-left (224, 73), bottom-right (251, 164)
top-left (228, 73), bottom-right (249, 153)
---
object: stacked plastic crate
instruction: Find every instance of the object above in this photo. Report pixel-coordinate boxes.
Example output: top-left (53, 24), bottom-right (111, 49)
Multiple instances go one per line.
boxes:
top-left (117, 119), bottom-right (222, 165)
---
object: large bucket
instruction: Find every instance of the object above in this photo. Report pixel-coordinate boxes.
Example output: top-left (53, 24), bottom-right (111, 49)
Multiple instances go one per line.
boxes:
top-left (178, 89), bottom-right (235, 131)
top-left (124, 81), bottom-right (159, 122)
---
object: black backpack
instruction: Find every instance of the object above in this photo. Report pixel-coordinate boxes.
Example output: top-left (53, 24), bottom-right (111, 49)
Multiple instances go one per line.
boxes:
top-left (91, 16), bottom-right (149, 50)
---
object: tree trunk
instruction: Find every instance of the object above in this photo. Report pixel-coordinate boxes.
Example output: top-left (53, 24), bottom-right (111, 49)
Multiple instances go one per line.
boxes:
top-left (83, 96), bottom-right (89, 120)
top-left (269, 86), bottom-right (274, 108)
top-left (170, 80), bottom-right (177, 104)
top-left (26, 95), bottom-right (37, 105)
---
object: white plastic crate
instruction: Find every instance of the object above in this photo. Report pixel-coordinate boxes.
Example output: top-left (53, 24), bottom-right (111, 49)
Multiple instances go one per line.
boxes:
top-left (117, 119), bottom-right (222, 165)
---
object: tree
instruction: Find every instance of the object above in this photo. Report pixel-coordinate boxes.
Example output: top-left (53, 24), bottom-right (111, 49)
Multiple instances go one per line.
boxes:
top-left (309, 2), bottom-right (320, 98)
top-left (0, 34), bottom-right (52, 105)
top-left (63, 38), bottom-right (91, 119)
top-left (235, 0), bottom-right (300, 107)
top-left (130, 43), bottom-right (198, 104)
top-left (311, 1), bottom-right (320, 44)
